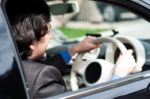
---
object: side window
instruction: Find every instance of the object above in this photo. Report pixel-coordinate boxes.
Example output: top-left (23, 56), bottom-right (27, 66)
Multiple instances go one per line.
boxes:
top-left (48, 0), bottom-right (150, 92)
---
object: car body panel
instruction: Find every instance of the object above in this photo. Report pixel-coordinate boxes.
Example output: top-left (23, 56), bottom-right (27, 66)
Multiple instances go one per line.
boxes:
top-left (0, 1), bottom-right (30, 99)
top-left (51, 70), bottom-right (150, 99)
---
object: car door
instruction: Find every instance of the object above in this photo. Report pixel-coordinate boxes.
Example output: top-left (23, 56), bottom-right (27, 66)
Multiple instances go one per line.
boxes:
top-left (0, 0), bottom-right (30, 99)
top-left (2, 0), bottom-right (150, 99)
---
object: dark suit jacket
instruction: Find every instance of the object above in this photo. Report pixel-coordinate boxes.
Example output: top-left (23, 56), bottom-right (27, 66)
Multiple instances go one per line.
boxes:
top-left (37, 54), bottom-right (67, 75)
top-left (22, 59), bottom-right (66, 99)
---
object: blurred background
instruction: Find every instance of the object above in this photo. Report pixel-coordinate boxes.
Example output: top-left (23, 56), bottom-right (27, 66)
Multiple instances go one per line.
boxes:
top-left (44, 0), bottom-right (150, 49)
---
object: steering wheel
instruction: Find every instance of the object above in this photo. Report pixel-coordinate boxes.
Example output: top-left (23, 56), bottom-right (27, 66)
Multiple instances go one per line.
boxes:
top-left (70, 37), bottom-right (128, 91)
top-left (105, 36), bottom-right (146, 73)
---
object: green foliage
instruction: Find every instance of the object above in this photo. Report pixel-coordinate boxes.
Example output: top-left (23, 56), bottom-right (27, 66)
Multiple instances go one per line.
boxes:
top-left (59, 26), bottom-right (106, 38)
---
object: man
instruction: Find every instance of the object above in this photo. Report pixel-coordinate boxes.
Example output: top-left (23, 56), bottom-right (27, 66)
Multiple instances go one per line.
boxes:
top-left (6, 0), bottom-right (136, 98)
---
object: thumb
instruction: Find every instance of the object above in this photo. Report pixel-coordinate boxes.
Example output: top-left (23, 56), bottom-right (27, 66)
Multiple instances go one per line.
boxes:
top-left (126, 49), bottom-right (133, 55)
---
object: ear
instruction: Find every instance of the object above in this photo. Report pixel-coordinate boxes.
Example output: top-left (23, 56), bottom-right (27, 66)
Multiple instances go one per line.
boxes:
top-left (29, 43), bottom-right (35, 51)
top-left (29, 40), bottom-right (37, 51)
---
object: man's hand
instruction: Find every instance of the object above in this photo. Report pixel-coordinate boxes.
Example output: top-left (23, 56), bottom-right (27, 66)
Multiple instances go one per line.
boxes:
top-left (68, 36), bottom-right (100, 56)
top-left (114, 49), bottom-right (136, 77)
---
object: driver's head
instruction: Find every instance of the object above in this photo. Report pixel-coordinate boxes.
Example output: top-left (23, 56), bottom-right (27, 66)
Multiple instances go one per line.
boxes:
top-left (6, 0), bottom-right (52, 60)
top-left (13, 14), bottom-right (51, 60)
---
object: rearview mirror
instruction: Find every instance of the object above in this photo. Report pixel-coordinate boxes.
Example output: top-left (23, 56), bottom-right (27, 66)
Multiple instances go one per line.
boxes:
top-left (48, 1), bottom-right (79, 15)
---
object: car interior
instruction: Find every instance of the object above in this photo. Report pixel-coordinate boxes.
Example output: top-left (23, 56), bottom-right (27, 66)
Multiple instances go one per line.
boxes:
top-left (44, 0), bottom-right (150, 92)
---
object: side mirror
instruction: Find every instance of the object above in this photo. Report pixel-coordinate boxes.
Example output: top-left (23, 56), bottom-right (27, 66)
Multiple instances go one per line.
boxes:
top-left (48, 1), bottom-right (79, 15)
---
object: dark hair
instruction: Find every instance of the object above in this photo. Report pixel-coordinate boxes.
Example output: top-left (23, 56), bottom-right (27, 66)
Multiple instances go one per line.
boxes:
top-left (5, 0), bottom-right (51, 59)
top-left (12, 14), bottom-right (50, 59)
top-left (6, 0), bottom-right (51, 22)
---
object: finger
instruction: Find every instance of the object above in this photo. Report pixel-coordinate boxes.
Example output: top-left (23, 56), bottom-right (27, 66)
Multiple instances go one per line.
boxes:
top-left (127, 49), bottom-right (133, 55)
top-left (87, 36), bottom-right (97, 39)
top-left (88, 36), bottom-right (98, 42)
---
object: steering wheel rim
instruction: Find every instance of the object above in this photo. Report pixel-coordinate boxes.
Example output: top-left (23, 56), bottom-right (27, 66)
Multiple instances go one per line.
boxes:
top-left (70, 37), bottom-right (128, 91)
top-left (105, 36), bottom-right (145, 73)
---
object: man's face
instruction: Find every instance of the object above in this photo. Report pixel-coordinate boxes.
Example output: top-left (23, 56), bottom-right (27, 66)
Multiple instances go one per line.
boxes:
top-left (29, 23), bottom-right (52, 60)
